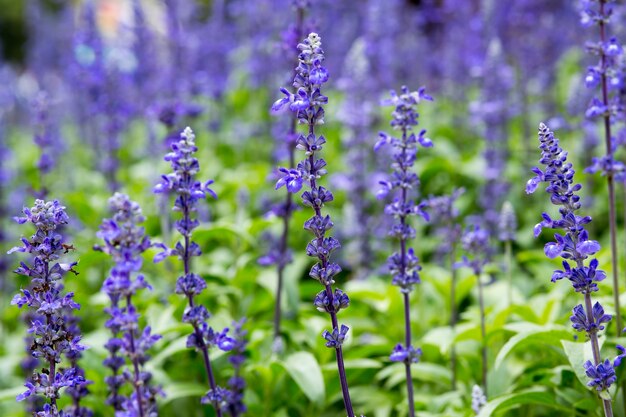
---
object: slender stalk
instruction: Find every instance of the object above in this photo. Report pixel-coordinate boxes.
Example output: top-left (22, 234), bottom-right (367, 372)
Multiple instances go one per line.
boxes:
top-left (477, 272), bottom-right (488, 396)
top-left (181, 177), bottom-right (222, 417)
top-left (597, 0), bottom-right (622, 336)
top-left (310, 153), bottom-right (354, 417)
top-left (505, 239), bottom-right (512, 307)
top-left (450, 245), bottom-right (458, 390)
top-left (126, 295), bottom-right (146, 417)
top-left (43, 263), bottom-right (58, 411)
top-left (403, 292), bottom-right (415, 416)
top-left (399, 131), bottom-right (415, 417)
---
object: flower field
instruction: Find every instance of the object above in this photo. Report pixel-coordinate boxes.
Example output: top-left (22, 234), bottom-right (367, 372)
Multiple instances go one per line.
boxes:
top-left (1, 0), bottom-right (626, 416)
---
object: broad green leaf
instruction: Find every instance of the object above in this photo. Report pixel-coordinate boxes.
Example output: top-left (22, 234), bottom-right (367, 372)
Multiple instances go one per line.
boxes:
top-left (160, 383), bottom-right (207, 405)
top-left (477, 389), bottom-right (572, 416)
top-left (561, 339), bottom-right (600, 389)
top-left (495, 325), bottom-right (571, 369)
top-left (280, 352), bottom-right (325, 406)
top-left (0, 387), bottom-right (22, 402)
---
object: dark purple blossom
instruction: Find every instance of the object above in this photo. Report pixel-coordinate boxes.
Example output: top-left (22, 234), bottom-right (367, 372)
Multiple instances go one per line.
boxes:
top-left (375, 85), bottom-right (432, 416)
top-left (153, 127), bottom-right (232, 416)
top-left (273, 32), bottom-right (357, 417)
top-left (9, 200), bottom-right (90, 416)
top-left (95, 193), bottom-right (163, 416)
top-left (527, 123), bottom-right (622, 408)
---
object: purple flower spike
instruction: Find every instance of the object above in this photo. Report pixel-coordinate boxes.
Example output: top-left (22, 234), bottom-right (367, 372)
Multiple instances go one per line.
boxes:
top-left (528, 123), bottom-right (624, 406)
top-left (271, 32), bottom-right (359, 417)
top-left (153, 127), bottom-right (231, 417)
top-left (9, 200), bottom-right (91, 416)
top-left (95, 193), bottom-right (163, 416)
top-left (377, 85), bottom-right (432, 416)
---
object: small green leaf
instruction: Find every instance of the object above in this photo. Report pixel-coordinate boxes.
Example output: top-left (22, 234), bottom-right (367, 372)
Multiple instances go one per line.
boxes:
top-left (280, 352), bottom-right (325, 406)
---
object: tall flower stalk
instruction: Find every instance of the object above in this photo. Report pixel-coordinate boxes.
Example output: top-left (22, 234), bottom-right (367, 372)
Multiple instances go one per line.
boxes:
top-left (527, 123), bottom-right (626, 417)
top-left (580, 0), bottom-right (624, 334)
top-left (154, 127), bottom-right (234, 416)
top-left (273, 33), bottom-right (358, 417)
top-left (375, 86), bottom-right (433, 416)
top-left (458, 224), bottom-right (491, 396)
top-left (424, 189), bottom-right (463, 390)
top-left (96, 193), bottom-right (163, 416)
top-left (261, 0), bottom-right (308, 346)
top-left (498, 201), bottom-right (517, 306)
top-left (9, 199), bottom-right (89, 417)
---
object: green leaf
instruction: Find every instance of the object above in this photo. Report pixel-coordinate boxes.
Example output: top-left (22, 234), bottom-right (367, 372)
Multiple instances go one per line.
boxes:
top-left (495, 325), bottom-right (570, 370)
top-left (280, 352), bottom-right (325, 406)
top-left (477, 389), bottom-right (572, 416)
top-left (0, 386), bottom-right (22, 402)
top-left (160, 383), bottom-right (207, 405)
top-left (561, 339), bottom-right (598, 389)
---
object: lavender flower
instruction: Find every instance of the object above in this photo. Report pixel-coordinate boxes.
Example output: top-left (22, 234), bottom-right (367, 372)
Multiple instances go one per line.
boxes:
top-left (153, 127), bottom-right (233, 417)
top-left (31, 91), bottom-right (63, 199)
top-left (335, 38), bottom-right (379, 279)
top-left (580, 0), bottom-right (625, 335)
top-left (527, 123), bottom-right (623, 415)
top-left (9, 200), bottom-right (90, 416)
top-left (95, 193), bottom-right (163, 416)
top-left (471, 384), bottom-right (487, 415)
top-left (458, 224), bottom-right (491, 396)
top-left (375, 86), bottom-right (432, 417)
top-left (71, 1), bottom-right (133, 191)
top-left (474, 39), bottom-right (514, 237)
top-left (274, 33), bottom-right (358, 417)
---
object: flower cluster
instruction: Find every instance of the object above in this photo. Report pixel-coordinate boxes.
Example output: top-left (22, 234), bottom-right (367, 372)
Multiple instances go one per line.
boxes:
top-left (31, 91), bottom-right (63, 198)
top-left (457, 225), bottom-right (491, 276)
top-left (95, 193), bottom-right (163, 416)
top-left (274, 33), bottom-right (357, 417)
top-left (9, 200), bottom-right (90, 416)
top-left (153, 127), bottom-right (233, 416)
top-left (226, 319), bottom-right (248, 417)
top-left (375, 86), bottom-right (433, 384)
top-left (527, 123), bottom-right (624, 400)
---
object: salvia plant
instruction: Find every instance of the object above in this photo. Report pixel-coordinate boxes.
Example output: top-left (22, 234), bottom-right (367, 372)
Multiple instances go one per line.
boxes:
top-left (458, 223), bottom-right (491, 396)
top-left (273, 32), bottom-right (360, 417)
top-left (153, 127), bottom-right (234, 416)
top-left (95, 192), bottom-right (163, 416)
top-left (526, 123), bottom-right (626, 417)
top-left (374, 85), bottom-right (433, 416)
top-left (6, 1), bottom-right (626, 416)
top-left (580, 0), bottom-right (625, 335)
top-left (9, 199), bottom-right (90, 417)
